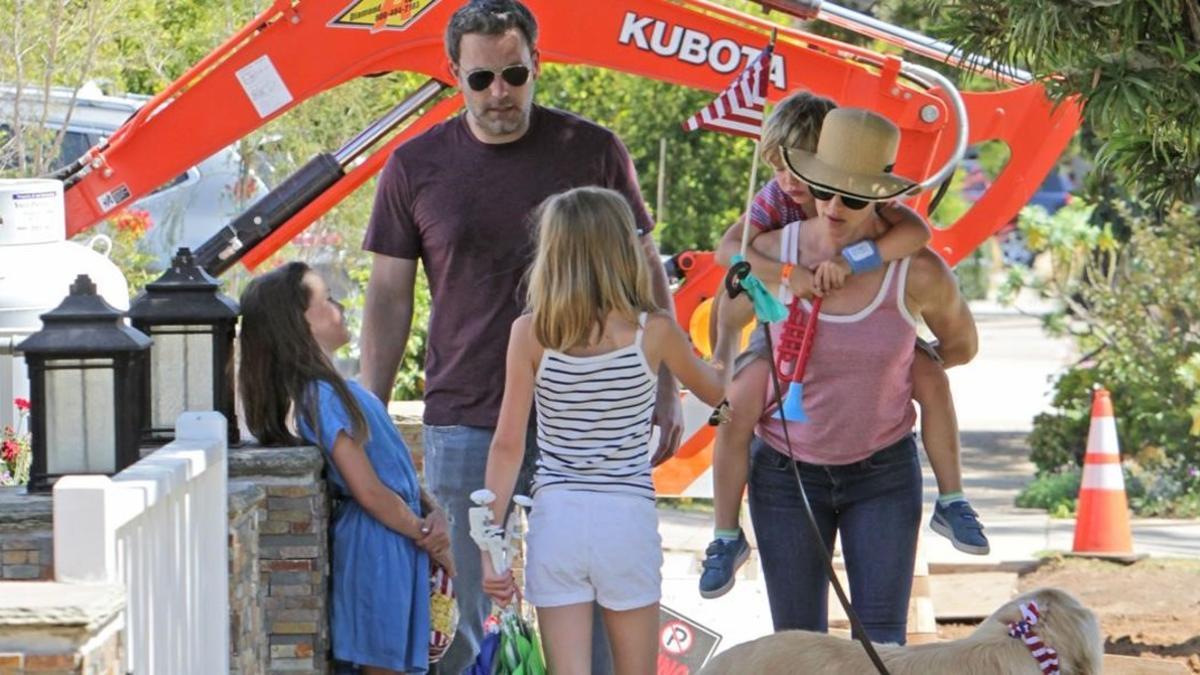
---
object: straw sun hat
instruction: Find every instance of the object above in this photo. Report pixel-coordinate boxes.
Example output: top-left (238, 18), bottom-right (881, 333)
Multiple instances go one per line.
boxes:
top-left (781, 108), bottom-right (918, 201)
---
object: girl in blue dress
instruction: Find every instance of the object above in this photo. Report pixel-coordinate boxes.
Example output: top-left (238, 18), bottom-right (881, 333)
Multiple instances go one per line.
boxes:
top-left (239, 261), bottom-right (455, 674)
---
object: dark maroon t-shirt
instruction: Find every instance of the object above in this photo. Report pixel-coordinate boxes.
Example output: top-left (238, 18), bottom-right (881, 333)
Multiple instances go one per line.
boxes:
top-left (363, 105), bottom-right (655, 427)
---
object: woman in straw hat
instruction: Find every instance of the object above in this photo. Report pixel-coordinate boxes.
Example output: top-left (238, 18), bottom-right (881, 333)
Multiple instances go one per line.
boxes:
top-left (743, 108), bottom-right (981, 644)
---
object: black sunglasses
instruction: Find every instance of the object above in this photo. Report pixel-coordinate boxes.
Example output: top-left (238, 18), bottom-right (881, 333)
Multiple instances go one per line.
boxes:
top-left (464, 64), bottom-right (531, 92)
top-left (808, 185), bottom-right (872, 211)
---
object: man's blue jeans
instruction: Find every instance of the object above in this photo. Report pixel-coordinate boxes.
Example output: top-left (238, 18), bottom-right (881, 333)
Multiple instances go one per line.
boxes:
top-left (423, 425), bottom-right (613, 674)
top-left (747, 433), bottom-right (922, 645)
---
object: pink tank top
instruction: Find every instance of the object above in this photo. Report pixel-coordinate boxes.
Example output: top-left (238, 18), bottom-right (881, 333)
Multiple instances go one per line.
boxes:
top-left (756, 222), bottom-right (918, 465)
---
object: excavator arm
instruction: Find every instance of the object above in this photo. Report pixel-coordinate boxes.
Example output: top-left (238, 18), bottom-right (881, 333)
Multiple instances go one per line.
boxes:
top-left (61, 0), bottom-right (1080, 268)
top-left (54, 0), bottom-right (1082, 497)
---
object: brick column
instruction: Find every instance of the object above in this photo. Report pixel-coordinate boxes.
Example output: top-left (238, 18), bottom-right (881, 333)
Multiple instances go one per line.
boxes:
top-left (230, 446), bottom-right (330, 674)
top-left (0, 489), bottom-right (52, 581)
top-left (229, 480), bottom-right (268, 675)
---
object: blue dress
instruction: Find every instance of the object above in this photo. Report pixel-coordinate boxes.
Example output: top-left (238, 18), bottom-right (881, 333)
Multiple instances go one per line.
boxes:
top-left (298, 379), bottom-right (429, 673)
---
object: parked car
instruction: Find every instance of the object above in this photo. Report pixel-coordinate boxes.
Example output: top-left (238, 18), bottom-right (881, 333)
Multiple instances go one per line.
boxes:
top-left (958, 151), bottom-right (1074, 267)
top-left (1, 82), bottom-right (268, 268)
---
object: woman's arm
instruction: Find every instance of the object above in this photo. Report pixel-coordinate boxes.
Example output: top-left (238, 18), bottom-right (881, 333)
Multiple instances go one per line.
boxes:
top-left (907, 249), bottom-right (978, 368)
top-left (648, 313), bottom-right (726, 407)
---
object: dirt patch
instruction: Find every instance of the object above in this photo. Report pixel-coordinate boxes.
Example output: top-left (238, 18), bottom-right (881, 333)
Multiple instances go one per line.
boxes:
top-left (939, 557), bottom-right (1200, 673)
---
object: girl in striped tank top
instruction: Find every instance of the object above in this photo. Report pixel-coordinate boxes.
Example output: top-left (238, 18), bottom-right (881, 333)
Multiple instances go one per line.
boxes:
top-left (480, 187), bottom-right (725, 675)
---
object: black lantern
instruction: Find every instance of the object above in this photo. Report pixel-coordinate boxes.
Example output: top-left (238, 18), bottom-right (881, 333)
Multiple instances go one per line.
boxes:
top-left (128, 247), bottom-right (240, 446)
top-left (16, 275), bottom-right (151, 492)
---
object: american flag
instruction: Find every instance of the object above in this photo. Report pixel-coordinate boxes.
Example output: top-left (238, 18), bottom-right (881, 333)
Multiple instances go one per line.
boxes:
top-left (681, 42), bottom-right (773, 139)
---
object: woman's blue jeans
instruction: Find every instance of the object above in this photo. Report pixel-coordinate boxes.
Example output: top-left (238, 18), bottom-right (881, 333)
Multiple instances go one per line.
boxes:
top-left (747, 433), bottom-right (922, 644)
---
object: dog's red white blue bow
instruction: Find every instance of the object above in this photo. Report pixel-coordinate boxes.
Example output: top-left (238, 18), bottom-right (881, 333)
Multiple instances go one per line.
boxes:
top-left (1007, 601), bottom-right (1061, 675)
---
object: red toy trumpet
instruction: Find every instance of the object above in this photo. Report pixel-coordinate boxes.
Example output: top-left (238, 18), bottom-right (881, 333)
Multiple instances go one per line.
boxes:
top-left (772, 296), bottom-right (822, 422)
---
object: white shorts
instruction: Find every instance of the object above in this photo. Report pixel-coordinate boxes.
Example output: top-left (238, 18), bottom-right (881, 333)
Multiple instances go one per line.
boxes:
top-left (524, 489), bottom-right (663, 611)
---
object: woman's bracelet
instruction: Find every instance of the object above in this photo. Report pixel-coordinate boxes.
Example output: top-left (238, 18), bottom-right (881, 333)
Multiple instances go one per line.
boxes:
top-left (841, 239), bottom-right (883, 274)
top-left (780, 262), bottom-right (794, 285)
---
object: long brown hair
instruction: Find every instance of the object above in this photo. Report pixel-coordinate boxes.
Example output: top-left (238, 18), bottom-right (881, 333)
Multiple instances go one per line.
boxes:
top-left (238, 261), bottom-right (367, 447)
top-left (527, 187), bottom-right (658, 351)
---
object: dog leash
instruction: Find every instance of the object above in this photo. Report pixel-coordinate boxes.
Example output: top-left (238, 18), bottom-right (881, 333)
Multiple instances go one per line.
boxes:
top-left (760, 311), bottom-right (893, 675)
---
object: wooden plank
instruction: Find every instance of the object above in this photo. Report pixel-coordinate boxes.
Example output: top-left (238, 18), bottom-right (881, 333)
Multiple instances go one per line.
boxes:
top-left (1102, 654), bottom-right (1190, 674)
top-left (930, 572), bottom-right (1018, 621)
top-left (830, 572), bottom-right (1019, 626)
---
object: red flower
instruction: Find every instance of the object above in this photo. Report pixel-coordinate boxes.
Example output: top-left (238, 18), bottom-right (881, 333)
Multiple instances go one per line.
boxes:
top-left (113, 209), bottom-right (151, 235)
top-left (2, 439), bottom-right (18, 463)
top-left (14, 398), bottom-right (30, 412)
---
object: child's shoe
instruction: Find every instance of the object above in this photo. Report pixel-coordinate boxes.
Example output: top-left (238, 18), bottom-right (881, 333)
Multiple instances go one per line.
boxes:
top-left (698, 530), bottom-right (750, 598)
top-left (930, 500), bottom-right (990, 555)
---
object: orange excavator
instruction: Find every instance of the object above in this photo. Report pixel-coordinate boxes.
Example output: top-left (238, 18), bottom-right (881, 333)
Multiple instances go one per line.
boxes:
top-left (52, 0), bottom-right (1081, 494)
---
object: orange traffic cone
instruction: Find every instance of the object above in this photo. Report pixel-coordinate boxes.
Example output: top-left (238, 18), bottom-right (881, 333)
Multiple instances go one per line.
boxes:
top-left (1071, 387), bottom-right (1139, 561)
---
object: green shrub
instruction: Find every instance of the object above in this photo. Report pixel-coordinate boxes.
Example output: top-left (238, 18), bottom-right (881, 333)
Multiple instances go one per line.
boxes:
top-left (1009, 201), bottom-right (1200, 515)
top-left (1016, 469), bottom-right (1080, 518)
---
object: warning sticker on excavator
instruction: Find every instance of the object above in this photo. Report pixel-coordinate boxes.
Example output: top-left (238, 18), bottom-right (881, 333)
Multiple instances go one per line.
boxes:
top-left (329, 0), bottom-right (441, 31)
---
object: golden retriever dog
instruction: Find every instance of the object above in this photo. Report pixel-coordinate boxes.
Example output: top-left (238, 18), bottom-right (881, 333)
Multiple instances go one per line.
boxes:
top-left (699, 588), bottom-right (1102, 674)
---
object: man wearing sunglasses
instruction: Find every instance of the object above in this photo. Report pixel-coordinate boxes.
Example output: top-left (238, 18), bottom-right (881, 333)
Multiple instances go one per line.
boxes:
top-left (360, 2), bottom-right (683, 673)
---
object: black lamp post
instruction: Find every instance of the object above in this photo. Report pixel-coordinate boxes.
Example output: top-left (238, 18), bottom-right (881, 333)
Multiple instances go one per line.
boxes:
top-left (16, 275), bottom-right (151, 492)
top-left (128, 247), bottom-right (240, 446)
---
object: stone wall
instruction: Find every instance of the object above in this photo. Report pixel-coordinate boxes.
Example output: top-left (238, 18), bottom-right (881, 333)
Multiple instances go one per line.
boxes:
top-left (229, 445), bottom-right (330, 675)
top-left (229, 480), bottom-right (267, 675)
top-left (0, 489), bottom-right (52, 582)
top-left (0, 582), bottom-right (124, 675)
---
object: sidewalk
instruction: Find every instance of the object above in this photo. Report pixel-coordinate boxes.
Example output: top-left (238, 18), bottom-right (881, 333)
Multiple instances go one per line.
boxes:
top-left (656, 312), bottom-right (1200, 651)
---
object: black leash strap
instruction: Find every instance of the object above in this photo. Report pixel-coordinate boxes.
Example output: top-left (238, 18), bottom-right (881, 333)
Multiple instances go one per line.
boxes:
top-left (760, 321), bottom-right (891, 675)
top-left (725, 259), bottom-right (752, 299)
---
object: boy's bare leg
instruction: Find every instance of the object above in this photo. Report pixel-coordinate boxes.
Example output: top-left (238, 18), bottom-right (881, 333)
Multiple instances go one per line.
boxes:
top-left (912, 351), bottom-right (962, 495)
top-left (713, 358), bottom-right (769, 531)
top-left (701, 356), bottom-right (769, 598)
top-left (711, 290), bottom-right (755, 380)
top-left (913, 350), bottom-right (989, 555)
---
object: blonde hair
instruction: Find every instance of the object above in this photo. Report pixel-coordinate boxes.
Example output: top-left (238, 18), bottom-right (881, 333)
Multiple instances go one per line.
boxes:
top-left (527, 187), bottom-right (658, 352)
top-left (760, 91), bottom-right (837, 163)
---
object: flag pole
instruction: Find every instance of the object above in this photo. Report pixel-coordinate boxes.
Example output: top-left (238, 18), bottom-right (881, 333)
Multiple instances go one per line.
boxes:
top-left (739, 29), bottom-right (776, 258)
top-left (738, 141), bottom-right (763, 257)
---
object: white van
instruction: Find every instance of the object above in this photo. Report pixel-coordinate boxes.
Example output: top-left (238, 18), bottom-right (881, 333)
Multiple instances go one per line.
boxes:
top-left (0, 82), bottom-right (269, 267)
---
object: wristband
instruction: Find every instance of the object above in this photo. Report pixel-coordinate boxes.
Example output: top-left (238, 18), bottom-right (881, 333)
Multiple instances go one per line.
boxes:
top-left (780, 263), bottom-right (794, 285)
top-left (841, 239), bottom-right (883, 274)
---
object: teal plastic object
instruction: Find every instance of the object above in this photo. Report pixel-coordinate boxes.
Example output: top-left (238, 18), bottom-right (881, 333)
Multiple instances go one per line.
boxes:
top-left (731, 254), bottom-right (787, 323)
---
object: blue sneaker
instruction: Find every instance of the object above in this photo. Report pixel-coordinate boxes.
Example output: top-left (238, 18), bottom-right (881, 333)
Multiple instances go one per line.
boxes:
top-left (930, 500), bottom-right (990, 555)
top-left (698, 531), bottom-right (750, 599)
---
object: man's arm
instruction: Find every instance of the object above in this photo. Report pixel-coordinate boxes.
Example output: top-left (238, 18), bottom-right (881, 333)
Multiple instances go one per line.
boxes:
top-left (360, 254), bottom-right (419, 403)
top-left (641, 232), bottom-right (685, 465)
top-left (908, 249), bottom-right (978, 368)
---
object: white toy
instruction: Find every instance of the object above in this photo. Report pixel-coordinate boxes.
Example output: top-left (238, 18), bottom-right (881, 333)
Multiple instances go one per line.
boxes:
top-left (469, 489), bottom-right (533, 574)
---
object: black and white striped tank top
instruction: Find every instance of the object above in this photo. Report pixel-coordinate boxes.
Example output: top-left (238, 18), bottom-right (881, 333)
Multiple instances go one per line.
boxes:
top-left (531, 312), bottom-right (657, 501)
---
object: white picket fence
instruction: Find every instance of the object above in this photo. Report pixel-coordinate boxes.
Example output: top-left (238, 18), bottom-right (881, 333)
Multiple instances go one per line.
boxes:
top-left (53, 412), bottom-right (229, 675)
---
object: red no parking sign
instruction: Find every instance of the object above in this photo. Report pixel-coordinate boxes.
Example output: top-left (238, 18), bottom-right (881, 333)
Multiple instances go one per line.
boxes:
top-left (657, 606), bottom-right (721, 674)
